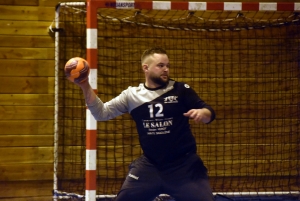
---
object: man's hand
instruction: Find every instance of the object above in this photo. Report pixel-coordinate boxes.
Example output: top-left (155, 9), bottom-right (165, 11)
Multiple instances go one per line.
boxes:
top-left (183, 108), bottom-right (212, 124)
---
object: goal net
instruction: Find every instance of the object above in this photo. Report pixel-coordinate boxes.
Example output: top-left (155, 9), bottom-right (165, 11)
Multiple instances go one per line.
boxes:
top-left (53, 1), bottom-right (300, 200)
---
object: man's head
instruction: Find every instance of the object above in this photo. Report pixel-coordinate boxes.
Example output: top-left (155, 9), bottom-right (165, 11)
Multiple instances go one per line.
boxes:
top-left (141, 47), bottom-right (170, 88)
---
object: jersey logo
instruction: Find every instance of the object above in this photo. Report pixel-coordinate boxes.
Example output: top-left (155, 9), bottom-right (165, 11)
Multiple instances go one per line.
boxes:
top-left (184, 84), bottom-right (190, 88)
top-left (128, 173), bottom-right (139, 180)
top-left (164, 96), bottom-right (178, 103)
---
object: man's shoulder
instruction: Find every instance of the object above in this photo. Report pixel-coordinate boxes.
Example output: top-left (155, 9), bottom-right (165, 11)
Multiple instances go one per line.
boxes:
top-left (170, 80), bottom-right (191, 90)
top-left (122, 83), bottom-right (144, 95)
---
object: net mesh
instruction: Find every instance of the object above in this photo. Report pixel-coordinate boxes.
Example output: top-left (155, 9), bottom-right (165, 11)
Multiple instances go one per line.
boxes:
top-left (55, 4), bottom-right (300, 199)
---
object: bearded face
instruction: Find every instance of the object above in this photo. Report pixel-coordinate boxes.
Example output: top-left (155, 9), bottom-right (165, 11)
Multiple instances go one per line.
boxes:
top-left (148, 70), bottom-right (169, 86)
top-left (143, 53), bottom-right (170, 88)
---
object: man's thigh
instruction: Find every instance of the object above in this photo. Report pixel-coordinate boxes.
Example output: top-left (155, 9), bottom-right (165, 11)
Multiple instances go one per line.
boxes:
top-left (115, 156), bottom-right (162, 201)
top-left (167, 177), bottom-right (214, 201)
top-left (162, 153), bottom-right (214, 201)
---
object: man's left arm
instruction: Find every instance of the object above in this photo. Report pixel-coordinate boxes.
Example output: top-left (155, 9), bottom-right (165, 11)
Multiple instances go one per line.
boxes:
top-left (183, 108), bottom-right (214, 124)
top-left (181, 83), bottom-right (216, 124)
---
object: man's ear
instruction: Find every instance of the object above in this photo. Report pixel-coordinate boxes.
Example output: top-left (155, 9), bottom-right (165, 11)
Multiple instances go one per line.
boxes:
top-left (142, 64), bottom-right (148, 72)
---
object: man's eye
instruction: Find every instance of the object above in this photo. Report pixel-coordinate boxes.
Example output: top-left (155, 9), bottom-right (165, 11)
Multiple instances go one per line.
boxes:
top-left (157, 64), bottom-right (170, 68)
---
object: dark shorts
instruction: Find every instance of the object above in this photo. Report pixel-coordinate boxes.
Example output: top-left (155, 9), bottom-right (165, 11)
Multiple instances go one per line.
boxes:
top-left (114, 153), bottom-right (215, 201)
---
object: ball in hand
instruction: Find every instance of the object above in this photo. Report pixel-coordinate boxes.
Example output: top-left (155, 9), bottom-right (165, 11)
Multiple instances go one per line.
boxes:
top-left (64, 57), bottom-right (90, 83)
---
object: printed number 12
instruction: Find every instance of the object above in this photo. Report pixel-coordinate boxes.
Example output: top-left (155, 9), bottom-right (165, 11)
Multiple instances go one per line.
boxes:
top-left (148, 103), bottom-right (164, 118)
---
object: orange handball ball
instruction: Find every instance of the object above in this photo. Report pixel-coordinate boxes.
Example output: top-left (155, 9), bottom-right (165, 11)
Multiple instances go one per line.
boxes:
top-left (64, 57), bottom-right (90, 84)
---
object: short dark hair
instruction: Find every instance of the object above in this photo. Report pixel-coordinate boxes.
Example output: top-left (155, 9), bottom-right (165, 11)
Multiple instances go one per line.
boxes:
top-left (141, 47), bottom-right (167, 63)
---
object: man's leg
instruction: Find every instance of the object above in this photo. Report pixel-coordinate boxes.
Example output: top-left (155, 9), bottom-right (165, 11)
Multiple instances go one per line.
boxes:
top-left (166, 177), bottom-right (214, 201)
top-left (162, 153), bottom-right (214, 201)
top-left (115, 156), bottom-right (162, 201)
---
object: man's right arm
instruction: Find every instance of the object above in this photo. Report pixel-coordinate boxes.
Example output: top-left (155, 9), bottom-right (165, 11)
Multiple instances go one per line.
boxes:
top-left (77, 80), bottom-right (128, 121)
top-left (78, 80), bottom-right (97, 105)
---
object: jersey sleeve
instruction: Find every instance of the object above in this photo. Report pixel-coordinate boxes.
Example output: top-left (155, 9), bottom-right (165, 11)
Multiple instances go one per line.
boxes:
top-left (87, 89), bottom-right (129, 121)
top-left (181, 82), bottom-right (216, 124)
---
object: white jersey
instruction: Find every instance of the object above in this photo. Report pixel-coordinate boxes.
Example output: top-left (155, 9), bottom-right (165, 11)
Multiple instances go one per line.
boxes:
top-left (87, 80), bottom-right (215, 168)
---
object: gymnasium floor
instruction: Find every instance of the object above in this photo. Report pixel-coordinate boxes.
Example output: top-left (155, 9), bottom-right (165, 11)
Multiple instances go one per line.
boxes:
top-left (95, 194), bottom-right (300, 201)
top-left (214, 194), bottom-right (299, 201)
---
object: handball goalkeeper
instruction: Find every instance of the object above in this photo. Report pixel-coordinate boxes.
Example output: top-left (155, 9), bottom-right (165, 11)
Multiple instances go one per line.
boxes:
top-left (72, 47), bottom-right (216, 201)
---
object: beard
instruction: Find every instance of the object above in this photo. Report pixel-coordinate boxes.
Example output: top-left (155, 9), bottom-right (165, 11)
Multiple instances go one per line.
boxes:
top-left (149, 74), bottom-right (169, 86)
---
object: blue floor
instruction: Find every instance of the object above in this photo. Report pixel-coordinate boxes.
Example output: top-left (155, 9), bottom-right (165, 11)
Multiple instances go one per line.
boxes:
top-left (214, 194), bottom-right (299, 201)
top-left (95, 194), bottom-right (299, 201)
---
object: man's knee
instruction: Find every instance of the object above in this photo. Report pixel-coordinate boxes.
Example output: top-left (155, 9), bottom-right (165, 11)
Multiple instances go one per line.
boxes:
top-left (114, 188), bottom-right (158, 201)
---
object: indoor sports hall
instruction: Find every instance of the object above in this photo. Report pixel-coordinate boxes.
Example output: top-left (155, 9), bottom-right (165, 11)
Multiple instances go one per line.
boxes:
top-left (0, 0), bottom-right (299, 201)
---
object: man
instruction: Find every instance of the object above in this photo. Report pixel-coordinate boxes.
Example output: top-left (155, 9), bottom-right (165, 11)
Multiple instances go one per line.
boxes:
top-left (75, 47), bottom-right (216, 201)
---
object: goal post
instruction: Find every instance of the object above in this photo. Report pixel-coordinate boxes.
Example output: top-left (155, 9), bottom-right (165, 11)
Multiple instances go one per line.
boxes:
top-left (53, 1), bottom-right (300, 200)
top-left (86, 2), bottom-right (98, 200)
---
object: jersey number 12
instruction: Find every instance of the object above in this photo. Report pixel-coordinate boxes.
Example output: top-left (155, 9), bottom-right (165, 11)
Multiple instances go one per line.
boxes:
top-left (148, 103), bottom-right (164, 118)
